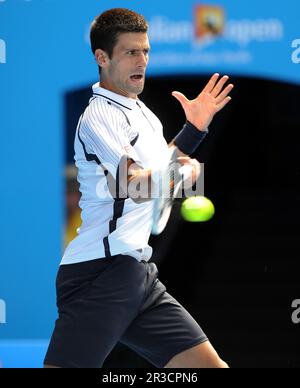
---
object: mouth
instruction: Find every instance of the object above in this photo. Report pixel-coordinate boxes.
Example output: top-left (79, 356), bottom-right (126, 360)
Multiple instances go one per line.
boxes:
top-left (129, 74), bottom-right (144, 82)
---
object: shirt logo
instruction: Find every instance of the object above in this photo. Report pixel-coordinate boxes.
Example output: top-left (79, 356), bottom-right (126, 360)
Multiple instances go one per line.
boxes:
top-left (124, 145), bottom-right (133, 153)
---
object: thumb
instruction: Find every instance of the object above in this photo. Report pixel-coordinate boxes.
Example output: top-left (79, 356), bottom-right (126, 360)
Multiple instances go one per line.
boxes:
top-left (172, 91), bottom-right (189, 109)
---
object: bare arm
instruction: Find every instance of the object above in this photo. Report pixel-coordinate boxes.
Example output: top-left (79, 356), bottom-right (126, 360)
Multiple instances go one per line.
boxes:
top-left (127, 159), bottom-right (152, 204)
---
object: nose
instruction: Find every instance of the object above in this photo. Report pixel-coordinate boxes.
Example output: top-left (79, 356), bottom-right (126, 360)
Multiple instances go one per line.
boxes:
top-left (137, 52), bottom-right (148, 68)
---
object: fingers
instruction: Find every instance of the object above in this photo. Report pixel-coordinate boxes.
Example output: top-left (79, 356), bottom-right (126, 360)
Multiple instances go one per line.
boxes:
top-left (215, 83), bottom-right (234, 104)
top-left (178, 157), bottom-right (200, 171)
top-left (172, 91), bottom-right (189, 109)
top-left (210, 75), bottom-right (229, 98)
top-left (177, 156), bottom-right (192, 165)
top-left (201, 73), bottom-right (220, 94)
top-left (216, 96), bottom-right (231, 111)
top-left (178, 157), bottom-right (200, 186)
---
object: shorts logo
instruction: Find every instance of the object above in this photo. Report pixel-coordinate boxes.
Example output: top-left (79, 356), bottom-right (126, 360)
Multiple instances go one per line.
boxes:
top-left (124, 145), bottom-right (132, 153)
top-left (194, 5), bottom-right (224, 40)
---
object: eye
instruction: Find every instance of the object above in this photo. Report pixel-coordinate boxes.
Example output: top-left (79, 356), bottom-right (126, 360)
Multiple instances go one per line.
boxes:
top-left (127, 49), bottom-right (149, 56)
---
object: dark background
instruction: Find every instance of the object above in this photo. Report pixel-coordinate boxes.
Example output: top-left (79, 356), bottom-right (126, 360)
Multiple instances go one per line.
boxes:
top-left (66, 75), bottom-right (300, 368)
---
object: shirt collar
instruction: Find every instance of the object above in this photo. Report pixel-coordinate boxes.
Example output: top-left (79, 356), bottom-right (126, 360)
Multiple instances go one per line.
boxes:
top-left (92, 82), bottom-right (139, 110)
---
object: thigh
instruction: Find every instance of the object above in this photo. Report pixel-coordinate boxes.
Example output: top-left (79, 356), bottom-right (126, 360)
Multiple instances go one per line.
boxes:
top-left (44, 255), bottom-right (147, 368)
top-left (120, 263), bottom-right (208, 368)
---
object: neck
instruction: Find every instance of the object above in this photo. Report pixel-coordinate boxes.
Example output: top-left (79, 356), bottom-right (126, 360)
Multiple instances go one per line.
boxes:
top-left (99, 78), bottom-right (137, 100)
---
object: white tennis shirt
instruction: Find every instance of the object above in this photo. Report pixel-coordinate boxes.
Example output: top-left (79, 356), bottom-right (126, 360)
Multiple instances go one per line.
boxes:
top-left (61, 83), bottom-right (169, 265)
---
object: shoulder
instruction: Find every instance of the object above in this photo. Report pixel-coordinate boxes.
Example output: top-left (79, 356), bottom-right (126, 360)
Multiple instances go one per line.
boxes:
top-left (81, 97), bottom-right (136, 142)
top-left (83, 96), bottom-right (130, 130)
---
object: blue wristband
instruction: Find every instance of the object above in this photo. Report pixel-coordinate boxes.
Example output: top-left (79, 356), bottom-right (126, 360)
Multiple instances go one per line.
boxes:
top-left (173, 121), bottom-right (208, 155)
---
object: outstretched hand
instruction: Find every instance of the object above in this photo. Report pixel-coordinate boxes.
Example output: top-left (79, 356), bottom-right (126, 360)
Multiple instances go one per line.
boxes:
top-left (172, 73), bottom-right (234, 132)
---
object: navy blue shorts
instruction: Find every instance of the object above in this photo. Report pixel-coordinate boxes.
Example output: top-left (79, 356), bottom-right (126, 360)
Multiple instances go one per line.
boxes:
top-left (44, 254), bottom-right (208, 368)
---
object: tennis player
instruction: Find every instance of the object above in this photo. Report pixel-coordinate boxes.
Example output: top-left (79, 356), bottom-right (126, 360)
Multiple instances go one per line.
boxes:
top-left (44, 8), bottom-right (233, 368)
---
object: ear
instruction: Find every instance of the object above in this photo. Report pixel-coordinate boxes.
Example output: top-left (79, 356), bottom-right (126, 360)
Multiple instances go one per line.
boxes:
top-left (95, 49), bottom-right (109, 69)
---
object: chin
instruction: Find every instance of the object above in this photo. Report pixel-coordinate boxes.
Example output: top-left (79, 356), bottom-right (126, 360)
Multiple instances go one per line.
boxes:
top-left (134, 85), bottom-right (145, 96)
top-left (126, 82), bottom-right (145, 97)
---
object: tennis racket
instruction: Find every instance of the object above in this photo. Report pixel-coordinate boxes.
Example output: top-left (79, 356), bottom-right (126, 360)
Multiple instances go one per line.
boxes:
top-left (151, 146), bottom-right (183, 235)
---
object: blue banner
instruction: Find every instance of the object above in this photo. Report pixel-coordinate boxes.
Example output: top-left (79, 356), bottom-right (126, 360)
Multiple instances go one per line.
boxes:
top-left (146, 1), bottom-right (300, 84)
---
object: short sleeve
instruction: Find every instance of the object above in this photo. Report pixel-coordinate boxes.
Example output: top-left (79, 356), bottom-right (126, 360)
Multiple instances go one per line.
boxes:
top-left (80, 98), bottom-right (141, 178)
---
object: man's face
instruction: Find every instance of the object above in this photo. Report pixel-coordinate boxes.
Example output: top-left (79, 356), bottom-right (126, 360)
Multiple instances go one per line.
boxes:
top-left (100, 32), bottom-right (150, 99)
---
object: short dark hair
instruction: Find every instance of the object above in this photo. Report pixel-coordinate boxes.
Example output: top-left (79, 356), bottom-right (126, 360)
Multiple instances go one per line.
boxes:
top-left (90, 8), bottom-right (148, 58)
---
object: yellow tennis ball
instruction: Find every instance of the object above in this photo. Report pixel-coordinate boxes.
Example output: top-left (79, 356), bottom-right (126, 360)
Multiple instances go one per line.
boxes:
top-left (181, 196), bottom-right (215, 222)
